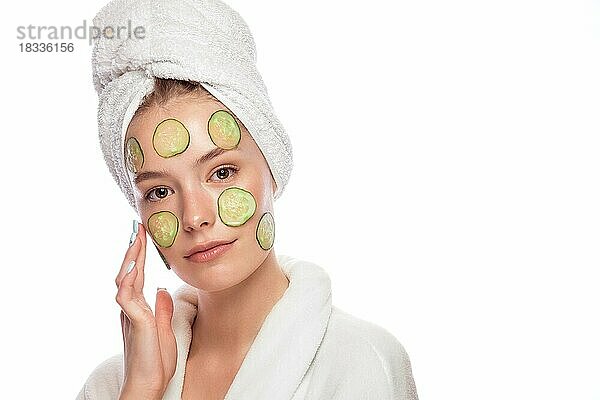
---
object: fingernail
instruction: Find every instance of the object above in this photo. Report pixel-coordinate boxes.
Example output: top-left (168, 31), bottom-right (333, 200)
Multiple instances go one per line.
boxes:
top-left (128, 220), bottom-right (139, 247)
top-left (128, 232), bottom-right (137, 247)
top-left (157, 287), bottom-right (167, 292)
top-left (126, 260), bottom-right (136, 274)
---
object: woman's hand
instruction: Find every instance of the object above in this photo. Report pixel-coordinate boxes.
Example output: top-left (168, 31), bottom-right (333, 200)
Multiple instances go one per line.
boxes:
top-left (115, 221), bottom-right (177, 399)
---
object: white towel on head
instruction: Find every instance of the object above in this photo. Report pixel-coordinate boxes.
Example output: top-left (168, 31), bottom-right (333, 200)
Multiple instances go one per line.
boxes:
top-left (91, 0), bottom-right (293, 212)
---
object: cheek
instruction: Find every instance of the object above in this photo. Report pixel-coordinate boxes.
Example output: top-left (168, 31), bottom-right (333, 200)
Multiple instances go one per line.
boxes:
top-left (146, 210), bottom-right (179, 248)
top-left (143, 184), bottom-right (275, 253)
top-left (217, 187), bottom-right (256, 227)
top-left (216, 186), bottom-right (276, 251)
top-left (255, 211), bottom-right (275, 250)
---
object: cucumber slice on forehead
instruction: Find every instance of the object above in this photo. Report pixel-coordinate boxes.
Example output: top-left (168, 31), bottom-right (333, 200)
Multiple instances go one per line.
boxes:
top-left (207, 110), bottom-right (241, 150)
top-left (153, 118), bottom-right (190, 158)
top-left (256, 212), bottom-right (275, 250)
top-left (147, 210), bottom-right (179, 248)
top-left (218, 187), bottom-right (256, 227)
top-left (125, 137), bottom-right (144, 174)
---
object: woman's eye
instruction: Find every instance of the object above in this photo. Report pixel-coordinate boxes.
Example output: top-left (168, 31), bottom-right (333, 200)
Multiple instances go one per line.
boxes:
top-left (210, 166), bottom-right (238, 181)
top-left (146, 187), bottom-right (172, 202)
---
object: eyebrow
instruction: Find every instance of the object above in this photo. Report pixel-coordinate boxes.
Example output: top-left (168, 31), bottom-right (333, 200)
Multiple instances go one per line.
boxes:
top-left (133, 147), bottom-right (231, 185)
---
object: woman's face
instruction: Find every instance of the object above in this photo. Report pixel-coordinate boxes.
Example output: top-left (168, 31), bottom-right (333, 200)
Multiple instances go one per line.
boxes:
top-left (124, 95), bottom-right (277, 292)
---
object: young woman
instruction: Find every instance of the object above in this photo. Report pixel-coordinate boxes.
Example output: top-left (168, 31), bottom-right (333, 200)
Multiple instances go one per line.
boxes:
top-left (77, 1), bottom-right (418, 399)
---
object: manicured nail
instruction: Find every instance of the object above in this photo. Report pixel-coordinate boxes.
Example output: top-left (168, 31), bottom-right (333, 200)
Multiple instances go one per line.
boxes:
top-left (128, 232), bottom-right (137, 247)
top-left (128, 220), bottom-right (139, 247)
top-left (126, 260), bottom-right (136, 274)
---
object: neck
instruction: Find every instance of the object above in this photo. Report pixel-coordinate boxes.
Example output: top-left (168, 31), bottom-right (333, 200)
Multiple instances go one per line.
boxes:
top-left (189, 250), bottom-right (290, 358)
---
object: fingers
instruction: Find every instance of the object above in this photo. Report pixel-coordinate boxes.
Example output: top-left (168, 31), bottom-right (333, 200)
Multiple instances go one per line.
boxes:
top-left (115, 222), bottom-right (143, 289)
top-left (114, 221), bottom-right (155, 325)
top-left (155, 289), bottom-right (177, 376)
top-left (154, 289), bottom-right (174, 328)
top-left (115, 258), bottom-right (153, 323)
top-left (133, 223), bottom-right (148, 294)
top-left (116, 222), bottom-right (147, 294)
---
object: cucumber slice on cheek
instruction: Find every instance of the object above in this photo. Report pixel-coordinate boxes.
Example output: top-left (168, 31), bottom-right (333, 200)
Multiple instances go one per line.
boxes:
top-left (125, 137), bottom-right (144, 174)
top-left (147, 210), bottom-right (179, 248)
top-left (153, 118), bottom-right (191, 158)
top-left (207, 110), bottom-right (241, 150)
top-left (217, 187), bottom-right (256, 227)
top-left (256, 212), bottom-right (275, 250)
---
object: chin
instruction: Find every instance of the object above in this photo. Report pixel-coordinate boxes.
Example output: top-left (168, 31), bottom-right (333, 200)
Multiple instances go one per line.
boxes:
top-left (179, 257), bottom-right (260, 292)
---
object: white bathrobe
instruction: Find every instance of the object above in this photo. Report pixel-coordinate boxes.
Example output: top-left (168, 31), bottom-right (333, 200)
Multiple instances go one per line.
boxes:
top-left (76, 254), bottom-right (418, 399)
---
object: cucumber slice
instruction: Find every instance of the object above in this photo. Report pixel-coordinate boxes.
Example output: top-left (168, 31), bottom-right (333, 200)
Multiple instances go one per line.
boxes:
top-left (256, 212), bottom-right (275, 250)
top-left (217, 187), bottom-right (256, 227)
top-left (125, 137), bottom-right (144, 174)
top-left (207, 110), bottom-right (241, 150)
top-left (153, 118), bottom-right (190, 158)
top-left (147, 210), bottom-right (179, 248)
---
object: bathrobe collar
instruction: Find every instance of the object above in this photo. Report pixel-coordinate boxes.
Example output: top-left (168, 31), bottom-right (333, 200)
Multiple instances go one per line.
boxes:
top-left (163, 254), bottom-right (333, 399)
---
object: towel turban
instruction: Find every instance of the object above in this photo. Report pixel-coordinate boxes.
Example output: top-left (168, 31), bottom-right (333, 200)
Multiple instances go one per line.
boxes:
top-left (91, 0), bottom-right (293, 213)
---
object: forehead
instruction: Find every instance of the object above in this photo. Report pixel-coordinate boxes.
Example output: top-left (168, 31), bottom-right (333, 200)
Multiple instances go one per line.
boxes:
top-left (126, 97), bottom-right (229, 142)
top-left (125, 97), bottom-right (256, 170)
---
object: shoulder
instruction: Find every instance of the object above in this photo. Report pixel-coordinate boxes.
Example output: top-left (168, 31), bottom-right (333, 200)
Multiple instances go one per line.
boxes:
top-left (311, 306), bottom-right (418, 400)
top-left (329, 306), bottom-right (413, 366)
top-left (76, 352), bottom-right (124, 400)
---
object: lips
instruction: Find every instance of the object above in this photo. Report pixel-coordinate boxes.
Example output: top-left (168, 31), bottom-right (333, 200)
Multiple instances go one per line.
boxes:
top-left (185, 240), bottom-right (235, 263)
top-left (184, 239), bottom-right (235, 257)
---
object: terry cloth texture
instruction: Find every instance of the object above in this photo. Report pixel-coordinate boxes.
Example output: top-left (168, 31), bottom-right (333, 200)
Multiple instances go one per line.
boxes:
top-left (76, 254), bottom-right (419, 400)
top-left (91, 0), bottom-right (293, 212)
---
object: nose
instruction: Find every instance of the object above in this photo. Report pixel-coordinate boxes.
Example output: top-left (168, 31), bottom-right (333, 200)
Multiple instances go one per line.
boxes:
top-left (181, 185), bottom-right (215, 232)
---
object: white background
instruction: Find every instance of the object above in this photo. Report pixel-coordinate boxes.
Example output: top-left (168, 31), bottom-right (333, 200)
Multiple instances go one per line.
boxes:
top-left (1, 0), bottom-right (599, 399)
